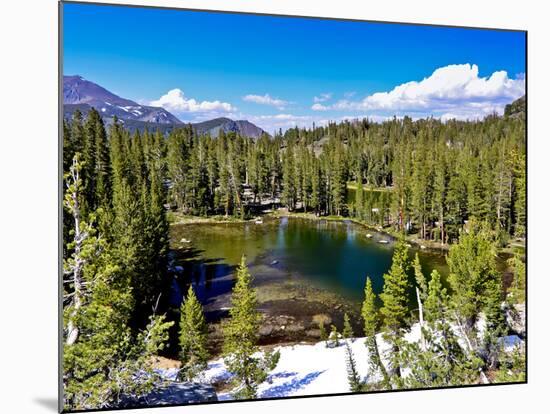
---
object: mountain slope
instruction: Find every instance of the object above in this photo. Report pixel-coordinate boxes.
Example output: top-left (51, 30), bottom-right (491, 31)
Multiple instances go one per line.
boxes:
top-left (63, 76), bottom-right (267, 138)
top-left (192, 117), bottom-right (267, 139)
top-left (63, 75), bottom-right (181, 124)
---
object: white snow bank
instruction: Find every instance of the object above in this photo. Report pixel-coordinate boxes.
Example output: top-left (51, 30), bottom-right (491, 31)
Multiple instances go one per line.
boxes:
top-left (199, 328), bottom-right (421, 400)
top-left (157, 323), bottom-right (524, 400)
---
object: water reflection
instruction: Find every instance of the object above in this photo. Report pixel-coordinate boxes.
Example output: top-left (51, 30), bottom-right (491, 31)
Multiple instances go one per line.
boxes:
top-left (170, 217), bottom-right (451, 307)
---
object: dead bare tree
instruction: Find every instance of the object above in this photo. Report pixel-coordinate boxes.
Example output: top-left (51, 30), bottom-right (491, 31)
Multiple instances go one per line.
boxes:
top-left (63, 154), bottom-right (99, 345)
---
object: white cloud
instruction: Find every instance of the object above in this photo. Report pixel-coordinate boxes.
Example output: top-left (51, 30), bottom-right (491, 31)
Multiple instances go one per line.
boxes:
top-left (242, 94), bottom-right (289, 110)
top-left (311, 64), bottom-right (525, 120)
top-left (246, 113), bottom-right (315, 132)
top-left (150, 88), bottom-right (235, 115)
top-left (313, 93), bottom-right (332, 103)
top-left (255, 114), bottom-right (312, 122)
top-left (247, 113), bottom-right (379, 133)
top-left (311, 103), bottom-right (330, 111)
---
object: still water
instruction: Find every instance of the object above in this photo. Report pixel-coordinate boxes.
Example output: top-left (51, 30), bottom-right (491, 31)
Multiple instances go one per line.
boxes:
top-left (170, 217), bottom-right (450, 306)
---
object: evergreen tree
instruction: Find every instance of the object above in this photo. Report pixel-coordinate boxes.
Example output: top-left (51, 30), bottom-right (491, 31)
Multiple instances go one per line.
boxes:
top-left (512, 150), bottom-right (526, 237)
top-left (423, 270), bottom-right (448, 323)
top-left (399, 265), bottom-right (483, 389)
top-left (329, 141), bottom-right (347, 216)
top-left (343, 312), bottom-right (354, 339)
top-left (447, 222), bottom-right (500, 335)
top-left (65, 289), bottom-right (173, 410)
top-left (361, 277), bottom-right (390, 388)
top-left (63, 152), bottom-right (173, 410)
top-left (223, 256), bottom-right (280, 399)
top-left (166, 128), bottom-right (189, 211)
top-left (63, 118), bottom-right (74, 173)
top-left (412, 253), bottom-right (428, 300)
top-left (68, 110), bottom-right (88, 215)
top-left (344, 340), bottom-right (363, 392)
top-left (318, 320), bottom-right (327, 344)
top-left (494, 344), bottom-right (526, 383)
top-left (432, 149), bottom-right (447, 244)
top-left (380, 241), bottom-right (410, 334)
top-left (355, 164), bottom-right (364, 219)
top-left (398, 323), bottom-right (483, 389)
top-left (179, 285), bottom-right (209, 381)
top-left (482, 266), bottom-right (507, 370)
top-left (88, 108), bottom-right (111, 209)
top-left (310, 159), bottom-right (322, 214)
top-left (447, 222), bottom-right (505, 376)
top-left (380, 240), bottom-right (410, 379)
top-left (507, 250), bottom-right (526, 304)
top-left (111, 177), bottom-right (149, 307)
top-left (282, 141), bottom-right (296, 210)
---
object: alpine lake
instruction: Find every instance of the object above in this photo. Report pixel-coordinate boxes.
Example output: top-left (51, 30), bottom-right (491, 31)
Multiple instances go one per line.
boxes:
top-left (167, 214), bottom-right (510, 356)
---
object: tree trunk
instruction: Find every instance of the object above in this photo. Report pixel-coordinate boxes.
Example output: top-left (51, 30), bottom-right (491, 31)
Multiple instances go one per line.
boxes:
top-left (66, 159), bottom-right (84, 346)
top-left (416, 286), bottom-right (426, 351)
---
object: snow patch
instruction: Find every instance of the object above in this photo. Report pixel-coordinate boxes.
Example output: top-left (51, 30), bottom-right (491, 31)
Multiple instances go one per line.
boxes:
top-left (195, 322), bottom-right (523, 400)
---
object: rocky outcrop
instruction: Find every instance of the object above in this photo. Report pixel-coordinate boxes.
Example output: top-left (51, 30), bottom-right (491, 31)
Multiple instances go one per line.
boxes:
top-left (506, 303), bottom-right (526, 339)
top-left (504, 95), bottom-right (526, 119)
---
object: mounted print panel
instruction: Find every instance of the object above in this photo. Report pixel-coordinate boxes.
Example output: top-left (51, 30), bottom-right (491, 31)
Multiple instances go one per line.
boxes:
top-left (60, 1), bottom-right (526, 412)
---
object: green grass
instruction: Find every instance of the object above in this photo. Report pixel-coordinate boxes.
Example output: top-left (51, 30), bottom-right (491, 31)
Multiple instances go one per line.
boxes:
top-left (168, 211), bottom-right (250, 225)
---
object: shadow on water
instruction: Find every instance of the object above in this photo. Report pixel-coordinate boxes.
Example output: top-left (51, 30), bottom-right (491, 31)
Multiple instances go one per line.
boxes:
top-left (169, 247), bottom-right (238, 310)
top-left (162, 245), bottom-right (240, 358)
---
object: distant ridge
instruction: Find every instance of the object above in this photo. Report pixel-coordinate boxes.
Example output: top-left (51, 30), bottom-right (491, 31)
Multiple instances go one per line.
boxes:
top-left (192, 117), bottom-right (267, 139)
top-left (63, 76), bottom-right (267, 138)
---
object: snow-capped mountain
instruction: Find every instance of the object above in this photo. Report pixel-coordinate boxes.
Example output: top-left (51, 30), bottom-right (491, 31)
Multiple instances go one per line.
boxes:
top-left (63, 75), bottom-right (268, 138)
top-left (63, 75), bottom-right (182, 124)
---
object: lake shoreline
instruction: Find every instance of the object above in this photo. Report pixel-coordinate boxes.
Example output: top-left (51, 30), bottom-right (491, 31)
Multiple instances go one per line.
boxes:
top-left (169, 210), bottom-right (450, 254)
top-left (169, 208), bottom-right (524, 256)
top-left (268, 210), bottom-right (452, 253)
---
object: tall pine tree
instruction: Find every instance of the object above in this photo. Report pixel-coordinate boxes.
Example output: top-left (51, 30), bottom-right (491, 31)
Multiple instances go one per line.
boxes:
top-left (179, 285), bottom-right (209, 381)
top-left (223, 256), bottom-right (280, 399)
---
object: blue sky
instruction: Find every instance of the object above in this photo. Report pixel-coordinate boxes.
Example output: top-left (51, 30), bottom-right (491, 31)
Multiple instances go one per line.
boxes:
top-left (63, 2), bottom-right (526, 132)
